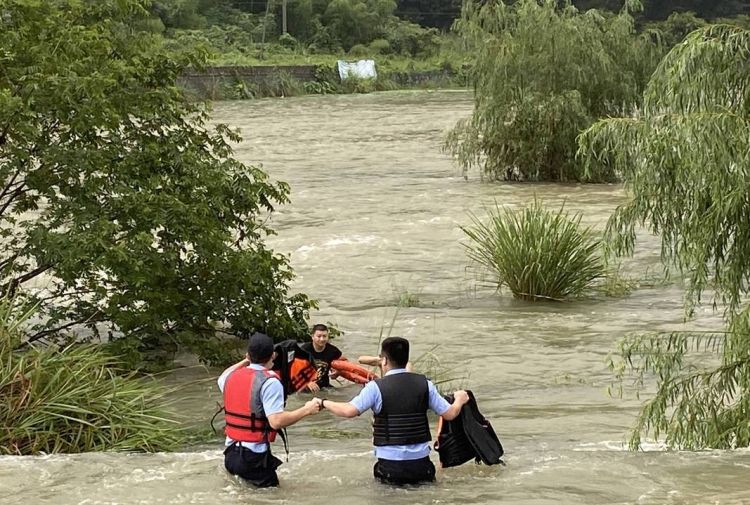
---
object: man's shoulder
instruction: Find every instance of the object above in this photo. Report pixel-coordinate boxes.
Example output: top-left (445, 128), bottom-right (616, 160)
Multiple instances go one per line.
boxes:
top-left (260, 373), bottom-right (284, 395)
top-left (256, 368), bottom-right (282, 386)
top-left (266, 370), bottom-right (281, 380)
top-left (325, 343), bottom-right (342, 353)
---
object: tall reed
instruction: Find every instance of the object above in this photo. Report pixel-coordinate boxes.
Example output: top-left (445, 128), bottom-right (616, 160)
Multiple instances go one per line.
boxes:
top-left (0, 298), bottom-right (184, 455)
top-left (463, 200), bottom-right (605, 301)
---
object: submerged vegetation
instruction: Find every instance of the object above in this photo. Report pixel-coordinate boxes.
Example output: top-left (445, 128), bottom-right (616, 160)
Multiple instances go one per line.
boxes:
top-left (463, 201), bottom-right (605, 301)
top-left (411, 345), bottom-right (467, 394)
top-left (0, 299), bottom-right (184, 455)
top-left (580, 24), bottom-right (750, 449)
top-left (445, 0), bottom-right (660, 181)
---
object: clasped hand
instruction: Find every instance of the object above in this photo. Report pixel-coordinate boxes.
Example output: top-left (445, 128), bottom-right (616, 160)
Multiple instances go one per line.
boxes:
top-left (305, 397), bottom-right (324, 414)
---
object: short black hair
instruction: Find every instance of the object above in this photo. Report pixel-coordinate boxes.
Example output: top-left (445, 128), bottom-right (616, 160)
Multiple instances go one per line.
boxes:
top-left (312, 323), bottom-right (328, 333)
top-left (381, 336), bottom-right (409, 368)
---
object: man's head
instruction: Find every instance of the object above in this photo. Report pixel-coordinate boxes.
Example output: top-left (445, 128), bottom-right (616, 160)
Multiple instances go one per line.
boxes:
top-left (380, 336), bottom-right (409, 369)
top-left (247, 332), bottom-right (275, 364)
top-left (311, 323), bottom-right (329, 352)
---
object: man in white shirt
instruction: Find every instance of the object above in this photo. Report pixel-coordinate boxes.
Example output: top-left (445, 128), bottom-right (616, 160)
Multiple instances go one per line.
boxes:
top-left (317, 336), bottom-right (469, 485)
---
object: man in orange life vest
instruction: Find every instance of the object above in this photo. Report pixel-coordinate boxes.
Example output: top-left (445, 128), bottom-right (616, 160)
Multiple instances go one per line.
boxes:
top-left (315, 336), bottom-right (470, 485)
top-left (218, 332), bottom-right (321, 487)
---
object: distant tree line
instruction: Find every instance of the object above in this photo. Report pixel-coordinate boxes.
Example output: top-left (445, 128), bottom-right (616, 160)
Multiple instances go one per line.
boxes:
top-left (396, 0), bottom-right (750, 30)
top-left (146, 0), bottom-right (750, 53)
top-left (147, 0), bottom-right (443, 54)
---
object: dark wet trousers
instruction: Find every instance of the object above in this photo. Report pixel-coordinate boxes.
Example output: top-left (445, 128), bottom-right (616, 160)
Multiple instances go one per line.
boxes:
top-left (224, 443), bottom-right (283, 488)
top-left (373, 456), bottom-right (436, 485)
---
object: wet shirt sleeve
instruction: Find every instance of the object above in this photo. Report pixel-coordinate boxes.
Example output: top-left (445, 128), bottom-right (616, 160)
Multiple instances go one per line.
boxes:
top-left (428, 380), bottom-right (451, 416)
top-left (261, 378), bottom-right (285, 416)
top-left (349, 380), bottom-right (382, 414)
top-left (328, 344), bottom-right (343, 361)
top-left (217, 369), bottom-right (232, 392)
top-left (317, 344), bottom-right (342, 362)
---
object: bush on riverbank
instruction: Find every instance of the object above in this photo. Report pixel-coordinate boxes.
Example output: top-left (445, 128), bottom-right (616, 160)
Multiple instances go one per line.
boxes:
top-left (0, 299), bottom-right (184, 455)
top-left (463, 201), bottom-right (605, 301)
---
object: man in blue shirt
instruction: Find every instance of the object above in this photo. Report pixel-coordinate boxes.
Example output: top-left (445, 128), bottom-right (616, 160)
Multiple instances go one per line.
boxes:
top-left (218, 332), bottom-right (321, 487)
top-left (317, 336), bottom-right (470, 485)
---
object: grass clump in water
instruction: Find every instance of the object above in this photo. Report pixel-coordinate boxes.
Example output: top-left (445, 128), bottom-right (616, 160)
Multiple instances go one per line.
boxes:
top-left (411, 345), bottom-right (466, 395)
top-left (309, 427), bottom-right (367, 439)
top-left (0, 298), bottom-right (185, 455)
top-left (463, 199), bottom-right (605, 301)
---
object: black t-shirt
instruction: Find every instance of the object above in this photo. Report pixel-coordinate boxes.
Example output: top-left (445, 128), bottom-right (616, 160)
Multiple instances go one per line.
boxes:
top-left (299, 342), bottom-right (342, 388)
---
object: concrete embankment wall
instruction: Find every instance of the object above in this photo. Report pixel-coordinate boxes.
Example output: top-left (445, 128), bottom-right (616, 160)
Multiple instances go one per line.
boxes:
top-left (178, 65), bottom-right (459, 99)
top-left (178, 65), bottom-right (318, 97)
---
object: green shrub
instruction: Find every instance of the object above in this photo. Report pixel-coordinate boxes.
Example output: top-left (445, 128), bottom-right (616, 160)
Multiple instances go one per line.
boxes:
top-left (322, 0), bottom-right (396, 50)
top-left (348, 43), bottom-right (369, 57)
top-left (385, 20), bottom-right (440, 56)
top-left (304, 79), bottom-right (338, 94)
top-left (447, 90), bottom-right (598, 181)
top-left (0, 299), bottom-right (184, 455)
top-left (369, 38), bottom-right (391, 54)
top-left (340, 75), bottom-right (376, 93)
top-left (645, 11), bottom-right (707, 48)
top-left (278, 32), bottom-right (299, 49)
top-left (134, 16), bottom-right (166, 33)
top-left (224, 79), bottom-right (255, 99)
top-left (463, 200), bottom-right (605, 301)
top-left (258, 71), bottom-right (305, 97)
top-left (374, 75), bottom-right (398, 91)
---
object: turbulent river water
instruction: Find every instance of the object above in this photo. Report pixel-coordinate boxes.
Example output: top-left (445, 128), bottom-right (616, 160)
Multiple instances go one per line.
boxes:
top-left (2, 90), bottom-right (748, 505)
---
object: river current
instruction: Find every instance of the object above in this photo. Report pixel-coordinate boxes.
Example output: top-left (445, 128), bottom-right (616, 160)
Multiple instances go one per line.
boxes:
top-left (1, 90), bottom-right (747, 505)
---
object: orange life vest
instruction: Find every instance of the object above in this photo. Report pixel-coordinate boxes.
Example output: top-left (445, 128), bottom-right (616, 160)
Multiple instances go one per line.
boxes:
top-left (288, 356), bottom-right (317, 391)
top-left (223, 367), bottom-right (278, 443)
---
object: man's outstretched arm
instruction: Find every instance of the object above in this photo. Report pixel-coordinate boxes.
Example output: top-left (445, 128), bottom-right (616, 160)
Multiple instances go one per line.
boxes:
top-left (267, 399), bottom-right (321, 429)
top-left (439, 390), bottom-right (470, 421)
top-left (319, 398), bottom-right (360, 418)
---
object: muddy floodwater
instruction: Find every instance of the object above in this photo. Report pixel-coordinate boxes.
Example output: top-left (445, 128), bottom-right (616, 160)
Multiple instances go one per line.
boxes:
top-left (2, 90), bottom-right (747, 505)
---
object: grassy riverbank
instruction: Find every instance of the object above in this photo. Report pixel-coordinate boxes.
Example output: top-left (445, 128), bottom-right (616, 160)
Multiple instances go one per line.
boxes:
top-left (178, 44), bottom-right (470, 100)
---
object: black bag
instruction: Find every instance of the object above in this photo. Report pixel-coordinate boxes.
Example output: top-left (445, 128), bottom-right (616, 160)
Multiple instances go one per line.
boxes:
top-left (434, 390), bottom-right (504, 467)
top-left (271, 339), bottom-right (316, 399)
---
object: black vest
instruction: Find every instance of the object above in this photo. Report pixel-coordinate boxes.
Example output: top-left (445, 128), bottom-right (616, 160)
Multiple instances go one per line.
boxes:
top-left (372, 372), bottom-right (431, 446)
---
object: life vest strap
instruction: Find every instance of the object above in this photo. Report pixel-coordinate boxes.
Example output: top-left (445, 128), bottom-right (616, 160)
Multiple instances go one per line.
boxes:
top-left (225, 409), bottom-right (270, 432)
top-left (224, 421), bottom-right (266, 431)
top-left (224, 410), bottom-right (259, 421)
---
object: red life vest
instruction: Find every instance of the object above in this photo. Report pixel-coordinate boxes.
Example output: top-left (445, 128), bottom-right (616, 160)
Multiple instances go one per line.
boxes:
top-left (223, 367), bottom-right (278, 443)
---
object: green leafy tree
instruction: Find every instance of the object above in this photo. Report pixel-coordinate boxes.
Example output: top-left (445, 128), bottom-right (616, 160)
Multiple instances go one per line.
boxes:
top-left (445, 0), bottom-right (659, 181)
top-left (0, 0), bottom-right (315, 367)
top-left (645, 11), bottom-right (707, 47)
top-left (323, 0), bottom-right (397, 49)
top-left (578, 25), bottom-right (750, 449)
top-left (395, 0), bottom-right (463, 29)
top-left (642, 0), bottom-right (750, 20)
top-left (151, 0), bottom-right (206, 28)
